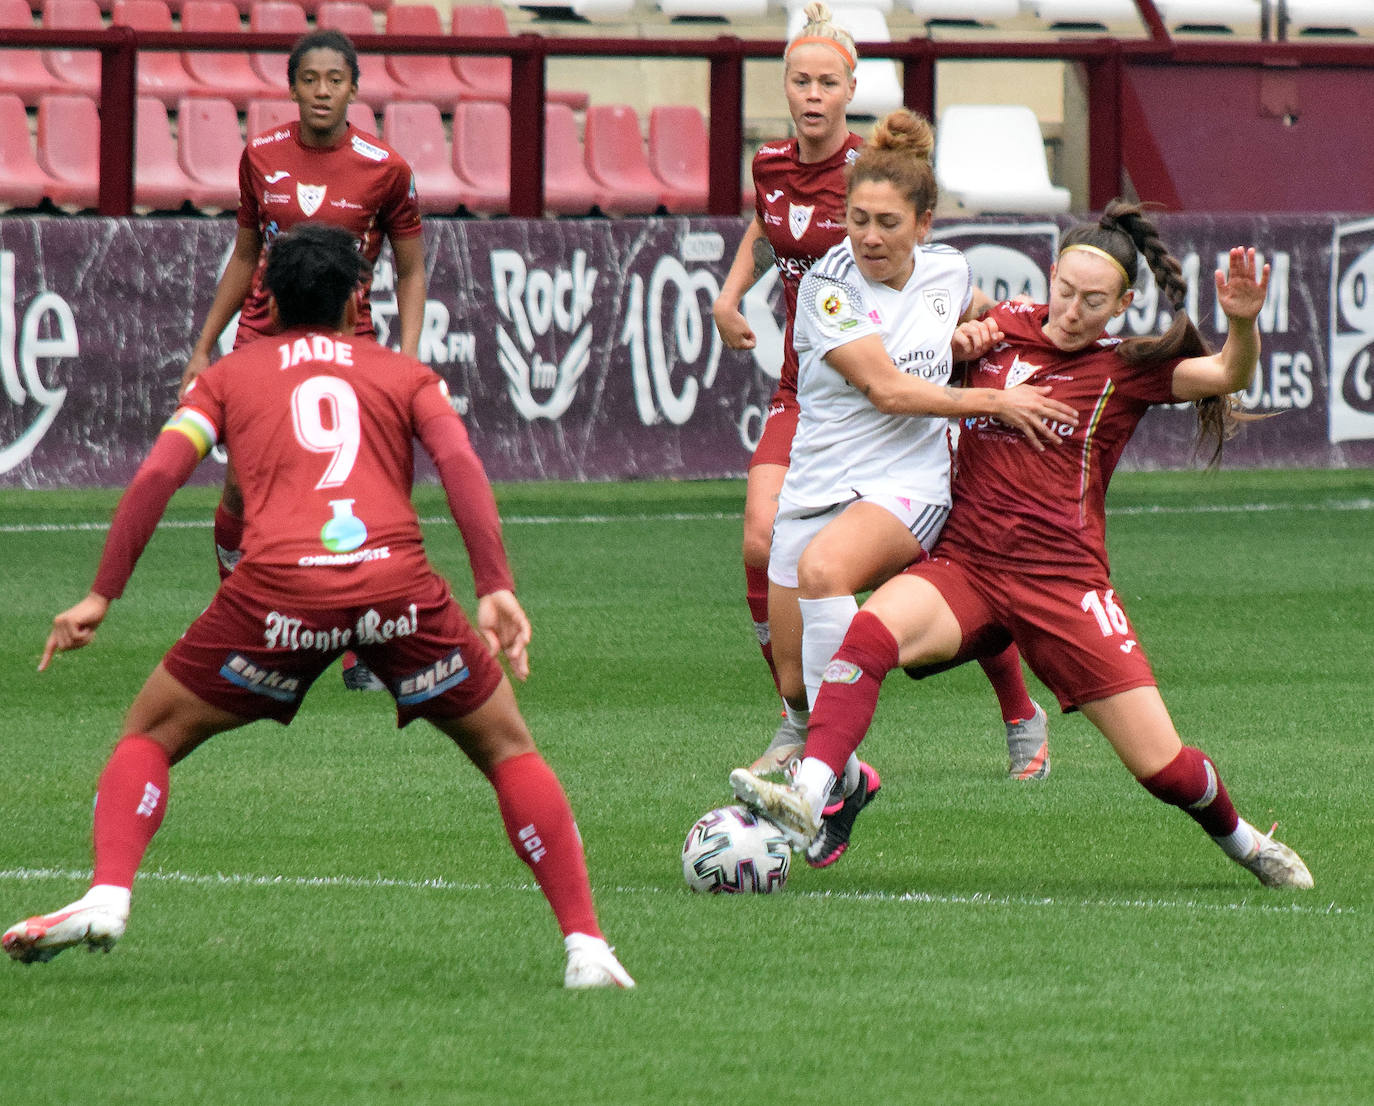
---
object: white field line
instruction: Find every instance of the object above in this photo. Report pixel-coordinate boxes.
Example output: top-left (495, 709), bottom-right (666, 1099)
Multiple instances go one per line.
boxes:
top-left (2, 498), bottom-right (1372, 535)
top-left (0, 866), bottom-right (1353, 918)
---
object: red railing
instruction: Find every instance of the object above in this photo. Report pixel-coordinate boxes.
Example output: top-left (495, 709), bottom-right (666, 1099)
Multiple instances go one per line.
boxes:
top-left (3, 0), bottom-right (1374, 217)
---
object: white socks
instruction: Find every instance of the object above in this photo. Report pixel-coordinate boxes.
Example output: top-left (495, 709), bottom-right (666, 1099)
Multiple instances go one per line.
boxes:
top-left (794, 756), bottom-right (838, 825)
top-left (799, 594), bottom-right (859, 710)
top-left (798, 594), bottom-right (862, 802)
top-left (1213, 819), bottom-right (1260, 861)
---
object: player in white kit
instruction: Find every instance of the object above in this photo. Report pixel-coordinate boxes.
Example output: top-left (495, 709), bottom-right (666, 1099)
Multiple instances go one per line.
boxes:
top-left (766, 109), bottom-right (1078, 866)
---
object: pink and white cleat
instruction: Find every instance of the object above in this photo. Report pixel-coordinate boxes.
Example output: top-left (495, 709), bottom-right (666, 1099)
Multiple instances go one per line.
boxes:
top-left (4, 896), bottom-right (128, 964)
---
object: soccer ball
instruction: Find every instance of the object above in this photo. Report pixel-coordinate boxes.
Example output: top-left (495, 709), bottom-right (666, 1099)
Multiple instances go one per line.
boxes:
top-left (681, 805), bottom-right (791, 894)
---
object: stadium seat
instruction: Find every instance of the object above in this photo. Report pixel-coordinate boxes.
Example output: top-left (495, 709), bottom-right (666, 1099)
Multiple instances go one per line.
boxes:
top-left (657, 0), bottom-right (769, 19)
top-left (180, 0), bottom-right (278, 107)
top-left (248, 0), bottom-right (309, 90)
top-left (1030, 0), bottom-right (1140, 31)
top-left (1285, 1), bottom-right (1374, 37)
top-left (906, 0), bottom-right (1020, 28)
top-left (0, 92), bottom-right (56, 208)
top-left (381, 100), bottom-right (464, 214)
top-left (583, 104), bottom-right (664, 216)
top-left (449, 4), bottom-right (588, 110)
top-left (35, 92), bottom-right (98, 210)
top-left (1, 0), bottom-right (70, 107)
top-left (1155, 0), bottom-right (1262, 35)
top-left (347, 101), bottom-right (376, 135)
top-left (246, 97), bottom-right (295, 135)
top-left (134, 95), bottom-right (198, 211)
top-left (450, 99), bottom-right (510, 215)
top-left (383, 3), bottom-right (466, 111)
top-left (543, 101), bottom-right (606, 216)
top-left (40, 0), bottom-right (102, 98)
top-left (111, 0), bottom-right (200, 106)
top-left (513, 0), bottom-right (633, 20)
top-left (175, 95), bottom-right (242, 212)
top-left (784, 2), bottom-right (903, 118)
top-left (647, 104), bottom-right (707, 214)
top-left (934, 104), bottom-right (1071, 215)
top-left (315, 0), bottom-right (410, 110)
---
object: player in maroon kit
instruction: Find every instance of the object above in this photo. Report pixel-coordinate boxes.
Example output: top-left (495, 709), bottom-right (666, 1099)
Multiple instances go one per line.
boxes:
top-left (712, 1), bottom-right (1050, 784)
top-left (184, 29), bottom-right (425, 691)
top-left (730, 202), bottom-right (1313, 890)
top-left (4, 225), bottom-right (636, 988)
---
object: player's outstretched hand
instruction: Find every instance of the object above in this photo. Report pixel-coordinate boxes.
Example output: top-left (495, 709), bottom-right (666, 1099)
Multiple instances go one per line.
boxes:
top-left (1215, 246), bottom-right (1271, 325)
top-left (951, 317), bottom-right (1004, 362)
top-left (476, 589), bottom-right (532, 682)
top-left (39, 593), bottom-right (110, 671)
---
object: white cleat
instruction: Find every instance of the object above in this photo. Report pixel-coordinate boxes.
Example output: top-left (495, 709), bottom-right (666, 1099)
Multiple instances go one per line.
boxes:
top-left (729, 767), bottom-right (819, 851)
top-left (3, 900), bottom-right (128, 964)
top-left (564, 933), bottom-right (635, 990)
top-left (1006, 702), bottom-right (1050, 780)
top-left (1236, 821), bottom-right (1314, 889)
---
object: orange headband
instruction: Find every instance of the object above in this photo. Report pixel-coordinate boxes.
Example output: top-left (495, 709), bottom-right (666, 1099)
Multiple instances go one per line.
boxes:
top-left (785, 35), bottom-right (856, 72)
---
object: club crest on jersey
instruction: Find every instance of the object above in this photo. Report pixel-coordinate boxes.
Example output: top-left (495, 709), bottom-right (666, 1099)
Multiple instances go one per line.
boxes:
top-left (297, 183), bottom-right (326, 216)
top-left (789, 203), bottom-right (815, 241)
top-left (1005, 354), bottom-right (1042, 388)
top-left (924, 288), bottom-right (952, 320)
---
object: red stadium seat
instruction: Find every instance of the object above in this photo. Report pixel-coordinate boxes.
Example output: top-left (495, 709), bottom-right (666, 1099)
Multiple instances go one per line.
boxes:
top-left (543, 101), bottom-right (604, 216)
top-left (176, 94), bottom-right (242, 212)
top-left (248, 0), bottom-right (309, 90)
top-left (180, 0), bottom-right (278, 107)
top-left (35, 92), bottom-right (98, 210)
top-left (381, 100), bottom-right (463, 214)
top-left (347, 100), bottom-right (376, 136)
top-left (0, 92), bottom-right (56, 208)
top-left (450, 99), bottom-right (508, 215)
top-left (41, 0), bottom-right (102, 98)
top-left (449, 4), bottom-right (588, 111)
top-left (0, 0), bottom-right (66, 105)
top-left (583, 104), bottom-right (663, 216)
top-left (134, 95), bottom-right (199, 211)
top-left (315, 0), bottom-right (409, 110)
top-left (648, 104), bottom-right (708, 214)
top-left (111, 0), bottom-right (199, 106)
top-left (384, 3), bottom-right (465, 111)
top-left (245, 97), bottom-right (295, 136)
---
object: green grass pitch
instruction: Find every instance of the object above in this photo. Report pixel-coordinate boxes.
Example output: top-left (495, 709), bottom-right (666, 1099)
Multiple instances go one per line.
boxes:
top-left (1, 469), bottom-right (1371, 1105)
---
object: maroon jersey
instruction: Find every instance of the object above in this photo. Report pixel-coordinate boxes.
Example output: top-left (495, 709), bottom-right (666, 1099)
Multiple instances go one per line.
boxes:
top-left (937, 300), bottom-right (1181, 577)
top-left (752, 133), bottom-right (864, 397)
top-left (235, 122), bottom-right (422, 346)
top-left (170, 326), bottom-right (510, 606)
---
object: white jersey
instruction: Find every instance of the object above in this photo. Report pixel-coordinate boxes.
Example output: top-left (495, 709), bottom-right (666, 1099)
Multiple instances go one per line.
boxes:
top-left (781, 237), bottom-right (973, 511)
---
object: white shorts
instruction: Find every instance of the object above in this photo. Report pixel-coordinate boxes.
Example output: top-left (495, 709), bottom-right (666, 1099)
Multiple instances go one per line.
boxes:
top-left (767, 492), bottom-right (950, 590)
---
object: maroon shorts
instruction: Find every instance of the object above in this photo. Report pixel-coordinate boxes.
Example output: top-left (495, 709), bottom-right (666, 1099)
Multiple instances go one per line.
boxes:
top-left (161, 571), bottom-right (503, 726)
top-left (904, 555), bottom-right (1157, 712)
top-left (749, 393), bottom-right (800, 469)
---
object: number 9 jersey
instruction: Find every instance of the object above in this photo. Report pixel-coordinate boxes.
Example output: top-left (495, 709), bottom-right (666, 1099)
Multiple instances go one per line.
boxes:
top-left (170, 327), bottom-right (510, 606)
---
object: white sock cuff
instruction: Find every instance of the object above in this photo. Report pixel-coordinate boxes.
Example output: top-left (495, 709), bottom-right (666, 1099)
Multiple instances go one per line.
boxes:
top-left (1212, 819), bottom-right (1258, 861)
top-left (795, 756), bottom-right (838, 823)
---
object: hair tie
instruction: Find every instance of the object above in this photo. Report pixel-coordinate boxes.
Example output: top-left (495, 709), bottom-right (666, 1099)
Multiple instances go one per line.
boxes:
top-left (785, 35), bottom-right (856, 71)
top-left (1058, 243), bottom-right (1133, 289)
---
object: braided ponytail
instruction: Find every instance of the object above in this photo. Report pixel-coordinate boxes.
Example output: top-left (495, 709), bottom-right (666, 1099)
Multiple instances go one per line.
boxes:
top-left (1076, 201), bottom-right (1245, 466)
